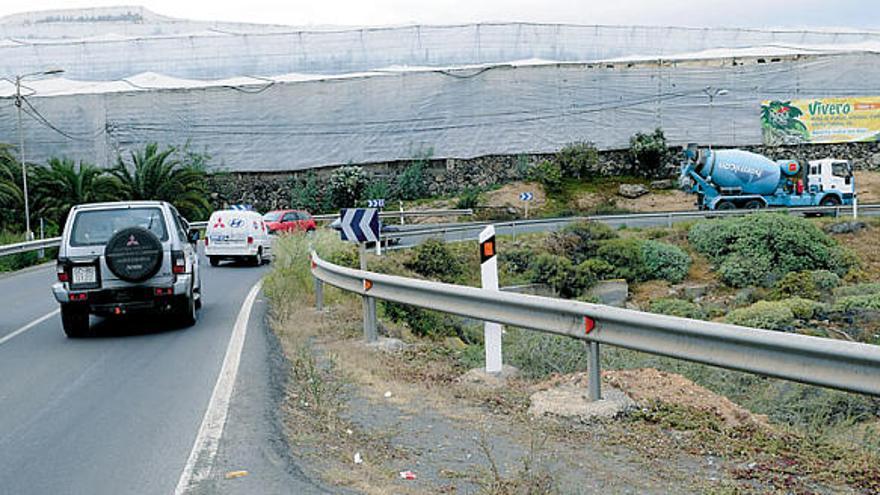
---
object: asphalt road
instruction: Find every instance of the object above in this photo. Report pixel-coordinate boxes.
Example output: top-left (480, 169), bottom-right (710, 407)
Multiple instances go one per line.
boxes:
top-left (0, 254), bottom-right (325, 494)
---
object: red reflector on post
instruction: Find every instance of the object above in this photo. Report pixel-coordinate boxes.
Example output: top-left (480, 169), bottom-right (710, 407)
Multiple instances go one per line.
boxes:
top-left (584, 316), bottom-right (596, 334)
top-left (363, 279), bottom-right (373, 291)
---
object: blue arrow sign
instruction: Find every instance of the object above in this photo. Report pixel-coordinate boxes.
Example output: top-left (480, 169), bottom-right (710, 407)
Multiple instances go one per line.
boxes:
top-left (519, 192), bottom-right (534, 201)
top-left (339, 208), bottom-right (380, 243)
top-left (367, 198), bottom-right (386, 208)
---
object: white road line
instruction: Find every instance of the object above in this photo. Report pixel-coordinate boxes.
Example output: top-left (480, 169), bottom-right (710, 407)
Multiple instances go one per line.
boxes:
top-left (174, 280), bottom-right (263, 495)
top-left (0, 309), bottom-right (59, 347)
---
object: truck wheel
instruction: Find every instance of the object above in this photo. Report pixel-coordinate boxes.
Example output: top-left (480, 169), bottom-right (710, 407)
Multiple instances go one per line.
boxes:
top-left (716, 201), bottom-right (736, 210)
top-left (820, 196), bottom-right (841, 206)
top-left (61, 304), bottom-right (90, 338)
top-left (209, 256), bottom-right (220, 267)
top-left (744, 200), bottom-right (764, 210)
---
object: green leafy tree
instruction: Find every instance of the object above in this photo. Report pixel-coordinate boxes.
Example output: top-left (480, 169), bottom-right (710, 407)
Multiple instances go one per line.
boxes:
top-left (556, 142), bottom-right (599, 179)
top-left (112, 143), bottom-right (211, 220)
top-left (0, 144), bottom-right (24, 231)
top-left (32, 157), bottom-right (120, 227)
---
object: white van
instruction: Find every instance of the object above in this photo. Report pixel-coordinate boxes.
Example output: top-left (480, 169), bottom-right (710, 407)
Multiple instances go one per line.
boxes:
top-left (205, 210), bottom-right (272, 266)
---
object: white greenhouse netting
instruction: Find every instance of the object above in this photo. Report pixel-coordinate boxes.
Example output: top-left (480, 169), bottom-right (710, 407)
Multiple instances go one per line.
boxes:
top-left (1, 51), bottom-right (878, 172)
top-left (2, 9), bottom-right (880, 172)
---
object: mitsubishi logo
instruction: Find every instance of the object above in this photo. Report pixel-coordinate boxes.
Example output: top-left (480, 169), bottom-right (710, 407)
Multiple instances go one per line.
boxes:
top-left (126, 235), bottom-right (140, 247)
top-left (213, 217), bottom-right (225, 229)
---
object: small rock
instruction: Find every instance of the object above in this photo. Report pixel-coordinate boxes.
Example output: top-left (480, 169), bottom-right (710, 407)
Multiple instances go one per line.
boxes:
top-left (365, 337), bottom-right (409, 353)
top-left (587, 279), bottom-right (629, 307)
top-left (825, 221), bottom-right (867, 235)
top-left (383, 391), bottom-right (393, 398)
top-left (444, 336), bottom-right (467, 350)
top-left (618, 183), bottom-right (650, 199)
top-left (650, 179), bottom-right (674, 190)
top-left (680, 283), bottom-right (710, 300)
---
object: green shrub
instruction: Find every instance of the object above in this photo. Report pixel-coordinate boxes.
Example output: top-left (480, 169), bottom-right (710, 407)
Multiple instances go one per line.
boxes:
top-left (383, 302), bottom-right (466, 339)
top-left (528, 160), bottom-right (563, 193)
top-left (629, 128), bottom-right (669, 177)
top-left (404, 238), bottom-right (462, 282)
top-left (290, 172), bottom-right (331, 212)
top-left (455, 187), bottom-right (481, 209)
top-left (650, 298), bottom-right (706, 319)
top-left (499, 246), bottom-right (535, 274)
top-left (556, 221), bottom-right (618, 262)
top-left (530, 253), bottom-right (573, 293)
top-left (724, 301), bottom-right (796, 331)
top-left (771, 270), bottom-right (840, 300)
top-left (577, 258), bottom-right (615, 279)
top-left (363, 178), bottom-right (395, 204)
top-left (834, 283), bottom-right (880, 298)
top-left (689, 214), bottom-right (854, 287)
top-left (328, 166), bottom-right (367, 208)
top-left (597, 238), bottom-right (646, 282)
top-left (504, 328), bottom-right (588, 378)
top-left (833, 293), bottom-right (880, 312)
top-left (641, 240), bottom-right (690, 284)
top-left (778, 297), bottom-right (824, 320)
top-left (556, 142), bottom-right (599, 179)
top-left (396, 156), bottom-right (430, 200)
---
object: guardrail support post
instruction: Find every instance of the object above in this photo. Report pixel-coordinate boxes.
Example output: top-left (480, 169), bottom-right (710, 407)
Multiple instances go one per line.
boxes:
top-left (360, 243), bottom-right (378, 342)
top-left (588, 341), bottom-right (601, 401)
top-left (314, 276), bottom-right (324, 311)
top-left (667, 212), bottom-right (673, 228)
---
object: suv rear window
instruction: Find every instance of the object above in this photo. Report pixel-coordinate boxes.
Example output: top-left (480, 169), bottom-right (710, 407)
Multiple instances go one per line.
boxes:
top-left (70, 207), bottom-right (168, 247)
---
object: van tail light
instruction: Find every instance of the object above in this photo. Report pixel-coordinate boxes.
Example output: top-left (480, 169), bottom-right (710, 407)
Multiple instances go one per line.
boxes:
top-left (247, 236), bottom-right (254, 245)
top-left (56, 262), bottom-right (69, 282)
top-left (171, 250), bottom-right (186, 274)
top-left (204, 236), bottom-right (209, 246)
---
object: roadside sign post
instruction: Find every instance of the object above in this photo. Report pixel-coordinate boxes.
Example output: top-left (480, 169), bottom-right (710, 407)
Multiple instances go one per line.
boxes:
top-left (479, 226), bottom-right (503, 373)
top-left (339, 208), bottom-right (381, 342)
top-left (589, 341), bottom-right (601, 401)
top-left (519, 192), bottom-right (533, 219)
top-left (38, 217), bottom-right (45, 259)
top-left (853, 195), bottom-right (858, 219)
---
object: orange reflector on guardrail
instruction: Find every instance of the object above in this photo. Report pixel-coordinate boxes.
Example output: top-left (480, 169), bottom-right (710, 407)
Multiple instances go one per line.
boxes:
top-left (363, 279), bottom-right (373, 291)
top-left (584, 316), bottom-right (595, 334)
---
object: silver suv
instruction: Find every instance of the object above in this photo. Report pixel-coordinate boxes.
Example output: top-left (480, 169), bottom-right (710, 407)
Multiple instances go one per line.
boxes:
top-left (52, 201), bottom-right (202, 337)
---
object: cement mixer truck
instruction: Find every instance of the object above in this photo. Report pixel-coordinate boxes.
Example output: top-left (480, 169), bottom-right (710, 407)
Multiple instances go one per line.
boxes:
top-left (680, 145), bottom-right (855, 210)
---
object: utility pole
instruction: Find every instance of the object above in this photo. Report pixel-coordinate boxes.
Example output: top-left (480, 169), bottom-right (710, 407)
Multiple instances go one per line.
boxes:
top-left (12, 68), bottom-right (64, 240)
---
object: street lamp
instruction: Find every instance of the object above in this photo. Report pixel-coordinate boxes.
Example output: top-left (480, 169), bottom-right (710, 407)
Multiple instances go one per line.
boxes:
top-left (13, 68), bottom-right (64, 240)
top-left (703, 87), bottom-right (729, 149)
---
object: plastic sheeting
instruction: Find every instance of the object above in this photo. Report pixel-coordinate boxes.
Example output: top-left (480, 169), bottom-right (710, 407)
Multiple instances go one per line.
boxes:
top-left (2, 51), bottom-right (878, 172)
top-left (3, 19), bottom-right (880, 80)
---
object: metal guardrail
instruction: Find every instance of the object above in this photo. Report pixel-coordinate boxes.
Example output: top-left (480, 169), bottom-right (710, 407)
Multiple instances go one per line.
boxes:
top-left (311, 251), bottom-right (880, 397)
top-left (313, 209), bottom-right (473, 222)
top-left (382, 203), bottom-right (880, 241)
top-left (0, 221), bottom-right (209, 259)
top-left (0, 237), bottom-right (62, 257)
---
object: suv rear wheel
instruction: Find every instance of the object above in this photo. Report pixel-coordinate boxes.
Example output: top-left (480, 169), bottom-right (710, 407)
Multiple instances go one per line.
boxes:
top-left (252, 248), bottom-right (263, 266)
top-left (176, 289), bottom-right (197, 327)
top-left (61, 304), bottom-right (90, 338)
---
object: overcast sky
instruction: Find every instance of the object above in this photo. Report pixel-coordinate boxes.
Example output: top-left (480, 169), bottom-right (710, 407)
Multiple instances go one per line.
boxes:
top-left (0, 0), bottom-right (877, 29)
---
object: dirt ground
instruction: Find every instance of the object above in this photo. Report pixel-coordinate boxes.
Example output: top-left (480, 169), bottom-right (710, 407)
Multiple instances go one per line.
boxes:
top-left (273, 300), bottom-right (739, 494)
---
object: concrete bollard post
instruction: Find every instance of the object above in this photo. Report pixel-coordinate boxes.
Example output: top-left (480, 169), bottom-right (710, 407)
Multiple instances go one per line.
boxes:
top-left (588, 341), bottom-right (602, 401)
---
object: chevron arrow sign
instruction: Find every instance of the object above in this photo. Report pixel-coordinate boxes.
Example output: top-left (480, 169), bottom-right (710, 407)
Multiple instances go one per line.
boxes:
top-left (339, 208), bottom-right (380, 243)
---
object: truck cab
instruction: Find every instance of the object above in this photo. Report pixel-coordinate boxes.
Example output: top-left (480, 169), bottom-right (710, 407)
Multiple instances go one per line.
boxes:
top-left (806, 159), bottom-right (855, 201)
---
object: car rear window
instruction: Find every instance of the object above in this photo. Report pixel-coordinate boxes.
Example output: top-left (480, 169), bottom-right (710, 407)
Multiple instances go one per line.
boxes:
top-left (70, 207), bottom-right (168, 247)
top-left (263, 212), bottom-right (282, 222)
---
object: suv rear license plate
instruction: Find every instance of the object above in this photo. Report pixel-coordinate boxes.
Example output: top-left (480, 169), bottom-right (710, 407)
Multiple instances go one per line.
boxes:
top-left (72, 265), bottom-right (97, 284)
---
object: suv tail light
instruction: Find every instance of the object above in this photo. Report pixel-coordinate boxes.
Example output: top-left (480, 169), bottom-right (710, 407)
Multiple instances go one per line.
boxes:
top-left (171, 250), bottom-right (186, 274)
top-left (247, 236), bottom-right (254, 245)
top-left (56, 262), bottom-right (69, 282)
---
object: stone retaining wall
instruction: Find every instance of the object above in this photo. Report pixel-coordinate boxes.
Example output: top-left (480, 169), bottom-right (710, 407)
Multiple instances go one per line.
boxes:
top-left (207, 142), bottom-right (880, 212)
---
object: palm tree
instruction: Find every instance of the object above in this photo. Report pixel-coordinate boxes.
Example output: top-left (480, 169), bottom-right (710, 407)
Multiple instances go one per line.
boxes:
top-left (0, 144), bottom-right (24, 232)
top-left (112, 143), bottom-right (211, 220)
top-left (31, 157), bottom-right (121, 228)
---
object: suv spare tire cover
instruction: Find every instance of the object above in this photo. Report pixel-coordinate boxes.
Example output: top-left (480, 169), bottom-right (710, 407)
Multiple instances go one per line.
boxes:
top-left (105, 227), bottom-right (164, 282)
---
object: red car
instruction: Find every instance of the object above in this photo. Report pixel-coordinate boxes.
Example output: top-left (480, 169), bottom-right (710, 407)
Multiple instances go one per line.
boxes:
top-left (262, 210), bottom-right (317, 233)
